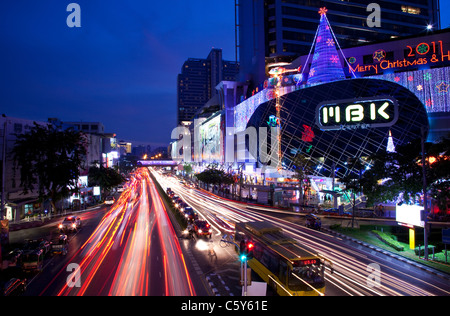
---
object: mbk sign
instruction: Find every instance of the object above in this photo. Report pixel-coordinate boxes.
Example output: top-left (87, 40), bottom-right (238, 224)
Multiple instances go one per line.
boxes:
top-left (316, 97), bottom-right (399, 131)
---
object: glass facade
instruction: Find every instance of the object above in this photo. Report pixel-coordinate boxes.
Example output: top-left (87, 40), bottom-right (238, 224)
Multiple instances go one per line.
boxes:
top-left (246, 78), bottom-right (429, 178)
top-left (270, 0), bottom-right (440, 57)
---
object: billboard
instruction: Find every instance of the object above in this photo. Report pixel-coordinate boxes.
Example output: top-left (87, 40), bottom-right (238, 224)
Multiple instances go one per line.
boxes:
top-left (396, 204), bottom-right (424, 227)
top-left (199, 114), bottom-right (223, 163)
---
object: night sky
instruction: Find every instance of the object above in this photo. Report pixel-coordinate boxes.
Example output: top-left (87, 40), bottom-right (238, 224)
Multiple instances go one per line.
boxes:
top-left (0, 1), bottom-right (236, 148)
top-left (1, 1), bottom-right (449, 148)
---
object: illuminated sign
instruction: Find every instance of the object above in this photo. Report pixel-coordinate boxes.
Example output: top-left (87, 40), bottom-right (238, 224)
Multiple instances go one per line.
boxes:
top-left (316, 97), bottom-right (398, 130)
top-left (297, 259), bottom-right (320, 266)
top-left (349, 39), bottom-right (449, 75)
top-left (138, 160), bottom-right (178, 166)
top-left (396, 204), bottom-right (424, 228)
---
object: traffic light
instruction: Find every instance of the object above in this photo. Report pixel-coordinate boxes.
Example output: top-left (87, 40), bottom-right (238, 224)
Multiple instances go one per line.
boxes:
top-left (239, 240), bottom-right (254, 262)
top-left (246, 242), bottom-right (254, 260)
top-left (240, 240), bottom-right (247, 262)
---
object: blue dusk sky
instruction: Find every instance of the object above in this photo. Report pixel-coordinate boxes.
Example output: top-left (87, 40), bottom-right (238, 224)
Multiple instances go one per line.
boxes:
top-left (1, 1), bottom-right (449, 148)
top-left (0, 1), bottom-right (236, 147)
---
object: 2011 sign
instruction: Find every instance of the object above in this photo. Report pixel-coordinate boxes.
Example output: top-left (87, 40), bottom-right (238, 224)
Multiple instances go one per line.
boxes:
top-left (316, 97), bottom-right (399, 130)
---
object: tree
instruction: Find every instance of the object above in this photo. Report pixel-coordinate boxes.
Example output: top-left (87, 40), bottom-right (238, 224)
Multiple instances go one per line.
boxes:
top-left (183, 163), bottom-right (193, 178)
top-left (12, 123), bottom-right (87, 213)
top-left (427, 135), bottom-right (450, 213)
top-left (360, 136), bottom-right (450, 210)
top-left (195, 166), bottom-right (234, 190)
top-left (291, 154), bottom-right (314, 205)
top-left (88, 164), bottom-right (125, 196)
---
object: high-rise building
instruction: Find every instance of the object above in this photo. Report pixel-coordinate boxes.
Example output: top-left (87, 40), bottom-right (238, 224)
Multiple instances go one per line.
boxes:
top-left (237, 0), bottom-right (441, 86)
top-left (177, 48), bottom-right (239, 126)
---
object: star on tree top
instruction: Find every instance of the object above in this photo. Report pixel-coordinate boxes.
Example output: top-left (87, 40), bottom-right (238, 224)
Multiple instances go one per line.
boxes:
top-left (318, 7), bottom-right (328, 16)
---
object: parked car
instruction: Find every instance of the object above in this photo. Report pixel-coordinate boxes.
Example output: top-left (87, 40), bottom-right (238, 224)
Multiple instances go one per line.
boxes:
top-left (193, 220), bottom-right (212, 238)
top-left (59, 216), bottom-right (82, 233)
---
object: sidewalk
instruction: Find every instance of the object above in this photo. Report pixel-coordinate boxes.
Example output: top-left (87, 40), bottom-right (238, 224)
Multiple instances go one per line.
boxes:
top-left (8, 205), bottom-right (103, 232)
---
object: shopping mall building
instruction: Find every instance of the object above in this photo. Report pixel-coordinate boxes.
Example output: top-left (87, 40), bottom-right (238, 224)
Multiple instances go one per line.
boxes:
top-left (171, 13), bottom-right (449, 208)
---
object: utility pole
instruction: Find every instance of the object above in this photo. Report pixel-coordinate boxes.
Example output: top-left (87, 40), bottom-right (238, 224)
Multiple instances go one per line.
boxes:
top-left (1, 117), bottom-right (7, 220)
top-left (421, 127), bottom-right (429, 260)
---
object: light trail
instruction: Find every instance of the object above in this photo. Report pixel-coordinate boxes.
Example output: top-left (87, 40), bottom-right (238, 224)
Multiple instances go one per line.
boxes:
top-left (53, 168), bottom-right (195, 296)
top-left (152, 169), bottom-right (450, 296)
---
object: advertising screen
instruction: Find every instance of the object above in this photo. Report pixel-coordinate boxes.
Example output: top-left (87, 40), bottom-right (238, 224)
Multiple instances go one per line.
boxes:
top-left (396, 204), bottom-right (424, 227)
top-left (199, 114), bottom-right (222, 163)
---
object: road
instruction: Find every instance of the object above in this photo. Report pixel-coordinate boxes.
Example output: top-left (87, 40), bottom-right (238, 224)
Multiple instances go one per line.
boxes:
top-left (6, 167), bottom-right (450, 297)
top-left (153, 169), bottom-right (450, 296)
top-left (22, 168), bottom-right (195, 296)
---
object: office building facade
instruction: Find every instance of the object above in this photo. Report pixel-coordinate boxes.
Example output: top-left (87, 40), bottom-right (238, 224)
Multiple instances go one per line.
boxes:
top-left (237, 0), bottom-right (441, 86)
top-left (177, 48), bottom-right (239, 126)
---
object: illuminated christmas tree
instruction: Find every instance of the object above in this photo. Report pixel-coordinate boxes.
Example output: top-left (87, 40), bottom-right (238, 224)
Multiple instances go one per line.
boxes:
top-left (307, 7), bottom-right (346, 85)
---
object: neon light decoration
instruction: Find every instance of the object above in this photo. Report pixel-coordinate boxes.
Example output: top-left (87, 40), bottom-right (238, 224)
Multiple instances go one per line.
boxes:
top-left (370, 67), bottom-right (450, 113)
top-left (373, 49), bottom-right (386, 62)
top-left (307, 8), bottom-right (345, 85)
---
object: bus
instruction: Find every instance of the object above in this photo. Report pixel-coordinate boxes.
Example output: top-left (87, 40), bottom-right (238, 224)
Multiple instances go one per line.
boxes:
top-left (235, 221), bottom-right (329, 296)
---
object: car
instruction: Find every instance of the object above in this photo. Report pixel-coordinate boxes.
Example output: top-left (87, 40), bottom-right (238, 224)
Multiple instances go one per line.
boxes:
top-left (23, 239), bottom-right (51, 255)
top-left (173, 197), bottom-right (183, 208)
top-left (59, 216), bottom-right (82, 232)
top-left (177, 201), bottom-right (188, 211)
top-left (182, 206), bottom-right (193, 214)
top-left (167, 190), bottom-right (175, 198)
top-left (193, 220), bottom-right (212, 238)
top-left (105, 196), bottom-right (115, 205)
top-left (183, 208), bottom-right (198, 222)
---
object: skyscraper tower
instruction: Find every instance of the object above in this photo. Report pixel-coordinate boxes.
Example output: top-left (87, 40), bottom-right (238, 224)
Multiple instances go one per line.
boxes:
top-left (177, 49), bottom-right (239, 126)
top-left (237, 0), bottom-right (441, 86)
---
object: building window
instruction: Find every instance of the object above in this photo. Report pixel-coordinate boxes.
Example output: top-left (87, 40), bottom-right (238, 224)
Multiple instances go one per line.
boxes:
top-left (401, 6), bottom-right (421, 15)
